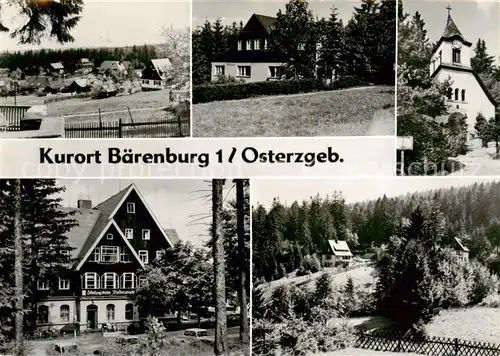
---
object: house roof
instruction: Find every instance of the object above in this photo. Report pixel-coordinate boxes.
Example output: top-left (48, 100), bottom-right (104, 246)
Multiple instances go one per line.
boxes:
top-left (50, 62), bottom-right (64, 70)
top-left (454, 237), bottom-right (469, 252)
top-left (80, 58), bottom-right (91, 63)
top-left (60, 207), bottom-right (102, 261)
top-left (252, 14), bottom-right (277, 34)
top-left (327, 240), bottom-right (353, 257)
top-left (164, 228), bottom-right (180, 244)
top-left (100, 61), bottom-right (126, 72)
top-left (151, 58), bottom-right (172, 76)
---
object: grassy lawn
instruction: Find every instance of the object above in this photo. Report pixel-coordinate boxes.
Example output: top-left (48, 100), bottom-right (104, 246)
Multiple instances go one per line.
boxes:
top-left (319, 348), bottom-right (423, 356)
top-left (193, 86), bottom-right (394, 137)
top-left (426, 307), bottom-right (500, 343)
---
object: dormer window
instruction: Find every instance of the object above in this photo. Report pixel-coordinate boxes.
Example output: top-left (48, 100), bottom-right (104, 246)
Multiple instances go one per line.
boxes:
top-left (452, 49), bottom-right (461, 63)
top-left (254, 39), bottom-right (261, 50)
top-left (237, 40), bottom-right (242, 51)
top-left (127, 202), bottom-right (135, 214)
top-left (246, 40), bottom-right (252, 50)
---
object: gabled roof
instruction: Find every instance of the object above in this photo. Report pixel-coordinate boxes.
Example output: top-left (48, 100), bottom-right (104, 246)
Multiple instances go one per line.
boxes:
top-left (80, 58), bottom-right (91, 64)
top-left (164, 228), bottom-right (180, 244)
top-left (151, 58), bottom-right (172, 76)
top-left (327, 240), bottom-right (353, 257)
top-left (50, 62), bottom-right (64, 70)
top-left (454, 237), bottom-right (469, 252)
top-left (60, 207), bottom-right (101, 261)
top-left (251, 14), bottom-right (277, 34)
top-left (73, 183), bottom-right (175, 269)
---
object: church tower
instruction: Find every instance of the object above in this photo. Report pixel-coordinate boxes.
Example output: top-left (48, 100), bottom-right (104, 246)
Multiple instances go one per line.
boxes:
top-left (429, 6), bottom-right (496, 132)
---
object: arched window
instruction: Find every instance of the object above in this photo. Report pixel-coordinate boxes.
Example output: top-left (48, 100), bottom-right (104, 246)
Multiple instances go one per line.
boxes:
top-left (447, 87), bottom-right (453, 100)
top-left (454, 88), bottom-right (459, 101)
top-left (101, 273), bottom-right (118, 289)
top-left (38, 305), bottom-right (49, 324)
top-left (125, 303), bottom-right (134, 320)
top-left (462, 89), bottom-right (466, 102)
top-left (120, 273), bottom-right (137, 289)
top-left (60, 305), bottom-right (70, 322)
top-left (106, 304), bottom-right (115, 321)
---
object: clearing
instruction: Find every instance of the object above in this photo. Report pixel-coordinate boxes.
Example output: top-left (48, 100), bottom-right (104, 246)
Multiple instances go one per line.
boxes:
top-left (192, 86), bottom-right (395, 137)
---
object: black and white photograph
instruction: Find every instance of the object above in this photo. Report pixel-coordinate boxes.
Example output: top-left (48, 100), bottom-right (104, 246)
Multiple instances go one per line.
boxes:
top-left (0, 0), bottom-right (190, 139)
top-left (252, 178), bottom-right (500, 356)
top-left (397, 0), bottom-right (500, 176)
top-left (0, 179), bottom-right (250, 356)
top-left (192, 0), bottom-right (395, 137)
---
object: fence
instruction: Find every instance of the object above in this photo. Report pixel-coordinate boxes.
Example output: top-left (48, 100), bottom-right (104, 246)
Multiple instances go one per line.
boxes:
top-left (64, 116), bottom-right (190, 138)
top-left (0, 105), bottom-right (30, 130)
top-left (355, 329), bottom-right (500, 356)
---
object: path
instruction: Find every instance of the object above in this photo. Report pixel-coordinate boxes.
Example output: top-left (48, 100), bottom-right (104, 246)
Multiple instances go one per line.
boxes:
top-left (448, 139), bottom-right (500, 176)
top-left (366, 108), bottom-right (395, 136)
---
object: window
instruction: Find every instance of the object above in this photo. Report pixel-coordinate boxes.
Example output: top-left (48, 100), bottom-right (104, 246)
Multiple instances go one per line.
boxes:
top-left (142, 229), bottom-right (150, 240)
top-left (125, 229), bottom-right (133, 240)
top-left (454, 88), bottom-right (459, 101)
top-left (60, 305), bottom-right (70, 322)
top-left (89, 248), bottom-right (100, 262)
top-left (156, 250), bottom-right (164, 260)
top-left (127, 202), bottom-right (135, 213)
top-left (237, 40), bottom-right (242, 51)
top-left (215, 65), bottom-right (225, 76)
top-left (452, 49), bottom-right (461, 63)
top-left (142, 79), bottom-right (149, 84)
top-left (121, 273), bottom-right (137, 289)
top-left (106, 304), bottom-right (115, 321)
top-left (462, 89), bottom-right (466, 101)
top-left (447, 87), bottom-right (453, 100)
top-left (264, 39), bottom-right (268, 50)
top-left (100, 246), bottom-right (119, 263)
top-left (254, 39), bottom-right (261, 50)
top-left (106, 233), bottom-right (113, 240)
top-left (101, 273), bottom-right (118, 289)
top-left (154, 80), bottom-right (161, 86)
top-left (38, 305), bottom-right (49, 324)
top-left (237, 66), bottom-right (251, 78)
top-left (83, 272), bottom-right (99, 289)
top-left (139, 250), bottom-right (149, 264)
top-left (246, 40), bottom-right (252, 50)
top-left (269, 66), bottom-right (283, 79)
top-left (59, 278), bottom-right (70, 290)
top-left (120, 251), bottom-right (132, 263)
top-left (37, 280), bottom-right (49, 290)
top-left (125, 303), bottom-right (134, 320)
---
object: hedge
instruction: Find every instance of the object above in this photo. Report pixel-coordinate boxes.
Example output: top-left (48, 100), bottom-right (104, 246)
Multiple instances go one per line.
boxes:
top-left (193, 75), bottom-right (368, 104)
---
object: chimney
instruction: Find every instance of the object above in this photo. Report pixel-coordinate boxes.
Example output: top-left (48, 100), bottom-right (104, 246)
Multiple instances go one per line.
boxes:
top-left (77, 199), bottom-right (92, 209)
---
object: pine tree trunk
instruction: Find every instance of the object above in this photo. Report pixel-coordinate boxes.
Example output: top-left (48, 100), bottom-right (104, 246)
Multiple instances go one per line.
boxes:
top-left (14, 179), bottom-right (24, 356)
top-left (235, 180), bottom-right (249, 345)
top-left (212, 179), bottom-right (227, 355)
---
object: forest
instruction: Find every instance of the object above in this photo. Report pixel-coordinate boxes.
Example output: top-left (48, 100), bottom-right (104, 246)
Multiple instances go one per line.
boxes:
top-left (252, 181), bottom-right (500, 282)
top-left (0, 44), bottom-right (160, 76)
top-left (192, 0), bottom-right (395, 86)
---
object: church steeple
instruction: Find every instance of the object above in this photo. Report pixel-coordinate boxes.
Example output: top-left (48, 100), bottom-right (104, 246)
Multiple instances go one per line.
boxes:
top-left (440, 6), bottom-right (470, 45)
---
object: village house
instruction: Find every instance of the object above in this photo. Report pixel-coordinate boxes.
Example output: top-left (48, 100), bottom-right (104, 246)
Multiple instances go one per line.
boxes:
top-left (48, 62), bottom-right (65, 75)
top-left (35, 184), bottom-right (179, 332)
top-left (78, 58), bottom-right (93, 69)
top-left (140, 58), bottom-right (172, 90)
top-left (99, 61), bottom-right (128, 78)
top-left (211, 14), bottom-right (291, 83)
top-left (321, 240), bottom-right (353, 268)
top-left (430, 7), bottom-right (497, 132)
top-left (452, 237), bottom-right (469, 261)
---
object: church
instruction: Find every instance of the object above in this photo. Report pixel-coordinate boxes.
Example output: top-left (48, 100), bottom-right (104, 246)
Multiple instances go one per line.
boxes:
top-left (429, 7), bottom-right (497, 132)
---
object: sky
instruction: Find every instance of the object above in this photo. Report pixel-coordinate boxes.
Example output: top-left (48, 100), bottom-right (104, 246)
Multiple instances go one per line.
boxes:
top-left (403, 0), bottom-right (499, 63)
top-left (192, 0), bottom-right (364, 27)
top-left (56, 179), bottom-right (236, 247)
top-left (252, 177), bottom-right (500, 208)
top-left (0, 0), bottom-right (190, 52)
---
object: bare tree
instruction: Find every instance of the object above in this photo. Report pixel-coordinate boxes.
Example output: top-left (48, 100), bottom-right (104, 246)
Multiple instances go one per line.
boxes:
top-left (212, 179), bottom-right (227, 355)
top-left (158, 25), bottom-right (190, 89)
top-left (235, 179), bottom-right (249, 345)
top-left (13, 179), bottom-right (23, 356)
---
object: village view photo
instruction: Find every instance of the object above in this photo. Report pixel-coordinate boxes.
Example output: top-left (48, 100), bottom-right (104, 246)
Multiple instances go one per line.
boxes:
top-left (0, 0), bottom-right (190, 139)
top-left (251, 178), bottom-right (500, 356)
top-left (192, 0), bottom-right (396, 137)
top-left (0, 179), bottom-right (250, 356)
top-left (397, 0), bottom-right (500, 176)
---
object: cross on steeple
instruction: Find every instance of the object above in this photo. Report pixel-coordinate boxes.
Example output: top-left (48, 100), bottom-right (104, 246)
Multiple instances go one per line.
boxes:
top-left (446, 5), bottom-right (452, 17)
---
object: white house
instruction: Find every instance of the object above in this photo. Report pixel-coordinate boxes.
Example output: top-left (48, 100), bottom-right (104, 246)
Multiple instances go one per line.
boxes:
top-left (321, 240), bottom-right (353, 267)
top-left (140, 58), bottom-right (172, 91)
top-left (430, 8), bottom-right (497, 132)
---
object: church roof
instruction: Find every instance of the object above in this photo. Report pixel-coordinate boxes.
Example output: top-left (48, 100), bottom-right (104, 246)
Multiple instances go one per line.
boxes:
top-left (437, 14), bottom-right (472, 47)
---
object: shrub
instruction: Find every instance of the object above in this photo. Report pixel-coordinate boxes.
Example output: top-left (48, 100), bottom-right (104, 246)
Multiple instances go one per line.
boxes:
top-left (302, 254), bottom-right (321, 274)
top-left (469, 261), bottom-right (499, 304)
top-left (478, 293), bottom-right (500, 308)
top-left (332, 75), bottom-right (368, 90)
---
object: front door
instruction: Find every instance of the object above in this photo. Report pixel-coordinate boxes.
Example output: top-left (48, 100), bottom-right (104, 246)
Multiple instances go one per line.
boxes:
top-left (86, 305), bottom-right (98, 330)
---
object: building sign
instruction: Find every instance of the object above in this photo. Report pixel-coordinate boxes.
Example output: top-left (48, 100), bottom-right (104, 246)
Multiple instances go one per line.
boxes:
top-left (397, 136), bottom-right (414, 151)
top-left (82, 290), bottom-right (135, 296)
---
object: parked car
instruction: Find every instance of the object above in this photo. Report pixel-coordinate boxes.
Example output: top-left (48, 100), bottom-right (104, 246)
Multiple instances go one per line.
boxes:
top-left (177, 328), bottom-right (213, 344)
top-left (50, 342), bottom-right (80, 354)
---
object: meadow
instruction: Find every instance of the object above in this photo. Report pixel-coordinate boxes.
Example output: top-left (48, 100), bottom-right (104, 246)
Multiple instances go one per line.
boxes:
top-left (192, 86), bottom-right (395, 137)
